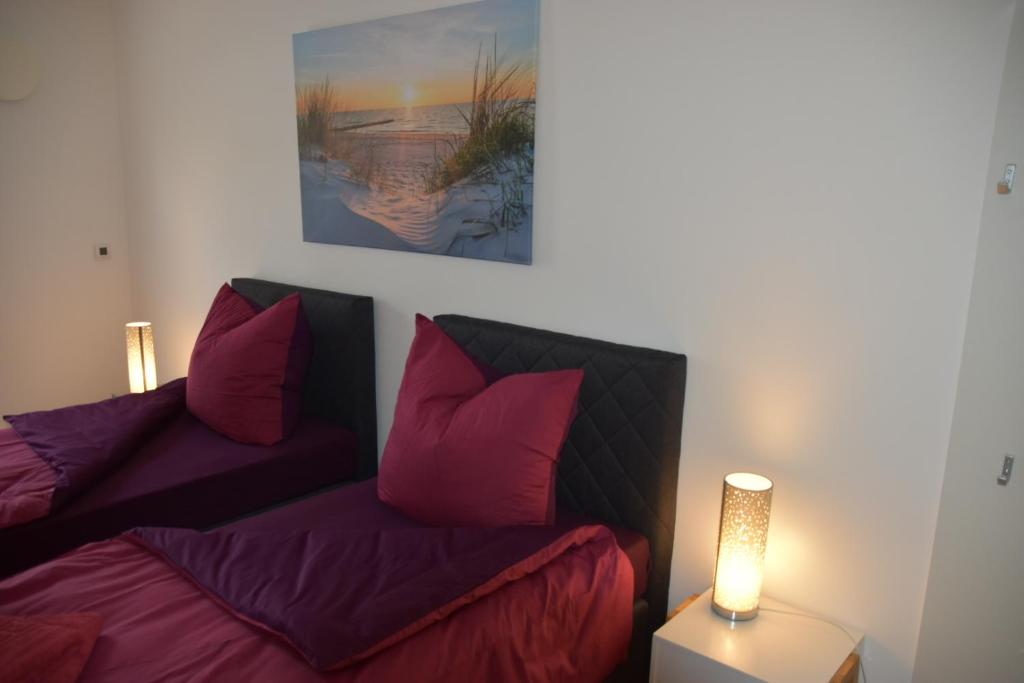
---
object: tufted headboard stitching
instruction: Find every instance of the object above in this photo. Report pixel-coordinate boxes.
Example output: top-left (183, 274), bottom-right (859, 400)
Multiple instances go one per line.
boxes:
top-left (232, 278), bottom-right (378, 480)
top-left (434, 314), bottom-right (687, 634)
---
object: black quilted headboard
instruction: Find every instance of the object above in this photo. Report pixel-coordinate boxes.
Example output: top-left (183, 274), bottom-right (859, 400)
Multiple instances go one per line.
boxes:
top-left (232, 278), bottom-right (377, 479)
top-left (434, 315), bottom-right (686, 631)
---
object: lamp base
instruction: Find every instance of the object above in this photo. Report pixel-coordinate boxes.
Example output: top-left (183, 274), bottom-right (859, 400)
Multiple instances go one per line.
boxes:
top-left (711, 600), bottom-right (759, 621)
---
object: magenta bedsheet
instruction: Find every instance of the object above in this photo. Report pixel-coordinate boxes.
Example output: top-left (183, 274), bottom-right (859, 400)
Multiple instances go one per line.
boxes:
top-left (0, 527), bottom-right (633, 682)
top-left (0, 429), bottom-right (55, 530)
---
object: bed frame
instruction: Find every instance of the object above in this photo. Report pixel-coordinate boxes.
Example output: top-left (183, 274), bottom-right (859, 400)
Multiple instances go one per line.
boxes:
top-left (232, 278), bottom-right (378, 480)
top-left (434, 315), bottom-right (687, 682)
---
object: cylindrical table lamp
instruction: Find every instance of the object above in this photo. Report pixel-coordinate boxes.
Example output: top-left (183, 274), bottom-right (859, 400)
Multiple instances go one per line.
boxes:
top-left (711, 472), bottom-right (774, 621)
top-left (125, 322), bottom-right (157, 393)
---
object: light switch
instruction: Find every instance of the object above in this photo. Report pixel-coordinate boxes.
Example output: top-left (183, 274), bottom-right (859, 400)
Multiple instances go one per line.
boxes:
top-left (94, 244), bottom-right (110, 260)
top-left (997, 454), bottom-right (1014, 486)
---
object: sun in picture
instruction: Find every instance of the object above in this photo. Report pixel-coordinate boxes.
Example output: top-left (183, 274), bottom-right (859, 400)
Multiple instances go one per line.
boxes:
top-left (401, 84), bottom-right (418, 106)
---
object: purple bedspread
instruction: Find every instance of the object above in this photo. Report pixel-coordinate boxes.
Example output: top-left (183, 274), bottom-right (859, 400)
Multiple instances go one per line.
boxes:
top-left (0, 405), bottom-right (359, 579)
top-left (4, 381), bottom-right (186, 509)
top-left (224, 478), bottom-right (652, 599)
top-left (128, 523), bottom-right (617, 672)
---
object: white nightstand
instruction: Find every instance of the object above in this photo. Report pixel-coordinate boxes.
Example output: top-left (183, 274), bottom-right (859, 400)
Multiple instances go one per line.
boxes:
top-left (650, 589), bottom-right (863, 683)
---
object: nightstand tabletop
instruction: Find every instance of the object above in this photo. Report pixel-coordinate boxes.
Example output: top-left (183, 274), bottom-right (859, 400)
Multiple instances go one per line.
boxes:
top-left (651, 589), bottom-right (864, 683)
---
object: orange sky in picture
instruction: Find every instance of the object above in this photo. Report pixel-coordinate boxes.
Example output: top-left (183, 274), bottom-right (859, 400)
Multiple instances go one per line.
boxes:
top-left (299, 72), bottom-right (535, 112)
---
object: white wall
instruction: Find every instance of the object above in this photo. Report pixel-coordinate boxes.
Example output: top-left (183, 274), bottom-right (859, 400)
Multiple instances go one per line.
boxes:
top-left (914, 3), bottom-right (1024, 680)
top-left (0, 0), bottom-right (133, 418)
top-left (109, 1), bottom-right (1013, 680)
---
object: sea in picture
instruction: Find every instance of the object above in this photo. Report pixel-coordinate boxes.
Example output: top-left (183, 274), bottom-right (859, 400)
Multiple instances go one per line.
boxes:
top-left (331, 103), bottom-right (475, 135)
top-left (292, 0), bottom-right (539, 264)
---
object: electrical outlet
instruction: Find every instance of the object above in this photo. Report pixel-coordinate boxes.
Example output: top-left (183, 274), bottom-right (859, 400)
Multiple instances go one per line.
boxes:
top-left (997, 164), bottom-right (1016, 195)
top-left (94, 244), bottom-right (111, 260)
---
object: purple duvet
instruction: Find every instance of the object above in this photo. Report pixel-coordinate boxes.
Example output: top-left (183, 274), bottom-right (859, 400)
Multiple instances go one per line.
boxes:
top-left (0, 381), bottom-right (359, 577)
top-left (5, 380), bottom-right (186, 511)
top-left (127, 522), bottom-right (629, 673)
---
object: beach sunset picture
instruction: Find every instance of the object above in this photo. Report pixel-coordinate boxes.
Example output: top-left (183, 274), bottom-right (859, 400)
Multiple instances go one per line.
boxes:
top-left (292, 0), bottom-right (538, 264)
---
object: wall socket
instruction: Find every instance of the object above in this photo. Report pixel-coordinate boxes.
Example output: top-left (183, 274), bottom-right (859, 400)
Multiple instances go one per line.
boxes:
top-left (997, 164), bottom-right (1016, 195)
top-left (94, 244), bottom-right (111, 260)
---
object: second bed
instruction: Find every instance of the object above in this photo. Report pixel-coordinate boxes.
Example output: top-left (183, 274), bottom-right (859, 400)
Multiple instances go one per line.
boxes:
top-left (0, 278), bottom-right (378, 576)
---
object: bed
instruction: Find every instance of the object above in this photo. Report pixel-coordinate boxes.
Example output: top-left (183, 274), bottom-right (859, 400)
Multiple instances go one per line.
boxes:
top-left (434, 315), bottom-right (687, 682)
top-left (0, 314), bottom-right (686, 682)
top-left (0, 278), bottom-right (378, 577)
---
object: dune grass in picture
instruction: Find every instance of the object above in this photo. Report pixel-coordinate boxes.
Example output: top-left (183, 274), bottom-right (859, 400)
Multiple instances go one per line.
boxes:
top-left (292, 0), bottom-right (539, 264)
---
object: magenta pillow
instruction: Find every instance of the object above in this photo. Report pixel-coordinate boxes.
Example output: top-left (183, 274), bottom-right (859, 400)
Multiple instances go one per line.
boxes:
top-left (377, 314), bottom-right (583, 527)
top-left (186, 284), bottom-right (311, 445)
top-left (0, 613), bottom-right (103, 683)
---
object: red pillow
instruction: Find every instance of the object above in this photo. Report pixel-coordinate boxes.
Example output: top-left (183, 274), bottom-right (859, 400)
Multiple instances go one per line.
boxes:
top-left (186, 284), bottom-right (312, 445)
top-left (377, 314), bottom-right (583, 526)
top-left (0, 612), bottom-right (103, 683)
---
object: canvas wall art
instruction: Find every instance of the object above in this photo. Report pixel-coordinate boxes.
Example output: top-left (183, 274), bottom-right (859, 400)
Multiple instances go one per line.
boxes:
top-left (292, 0), bottom-right (539, 264)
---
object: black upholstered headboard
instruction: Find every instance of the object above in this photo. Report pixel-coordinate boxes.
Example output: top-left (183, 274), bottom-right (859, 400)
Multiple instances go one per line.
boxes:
top-left (434, 315), bottom-right (687, 633)
top-left (232, 278), bottom-right (378, 480)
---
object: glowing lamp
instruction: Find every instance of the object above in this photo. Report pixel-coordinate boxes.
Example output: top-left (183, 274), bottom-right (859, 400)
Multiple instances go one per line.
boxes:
top-left (711, 472), bottom-right (773, 621)
top-left (125, 322), bottom-right (157, 393)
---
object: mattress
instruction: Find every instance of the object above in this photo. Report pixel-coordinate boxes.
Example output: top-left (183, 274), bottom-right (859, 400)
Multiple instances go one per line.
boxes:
top-left (223, 478), bottom-right (652, 599)
top-left (0, 411), bottom-right (358, 576)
